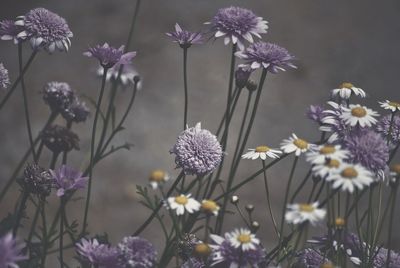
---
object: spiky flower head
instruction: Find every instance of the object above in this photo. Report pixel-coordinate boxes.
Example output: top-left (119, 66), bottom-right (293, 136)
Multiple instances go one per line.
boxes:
top-left (372, 247), bottom-right (400, 267)
top-left (84, 43), bottom-right (136, 69)
top-left (117, 236), bottom-right (157, 268)
top-left (171, 122), bottom-right (223, 175)
top-left (19, 163), bottom-right (52, 197)
top-left (177, 233), bottom-right (199, 261)
top-left (76, 238), bottom-right (119, 268)
top-left (40, 125), bottom-right (79, 153)
top-left (42, 81), bottom-right (75, 114)
top-left (0, 20), bottom-right (23, 44)
top-left (209, 6), bottom-right (268, 50)
top-left (0, 63), bottom-right (10, 89)
top-left (166, 23), bottom-right (203, 48)
top-left (376, 114), bottom-right (400, 144)
top-left (294, 248), bottom-right (330, 268)
top-left (306, 105), bottom-right (325, 126)
top-left (50, 165), bottom-right (88, 197)
top-left (61, 99), bottom-right (90, 124)
top-left (235, 41), bottom-right (296, 73)
top-left (15, 8), bottom-right (73, 52)
top-left (0, 234), bottom-right (26, 268)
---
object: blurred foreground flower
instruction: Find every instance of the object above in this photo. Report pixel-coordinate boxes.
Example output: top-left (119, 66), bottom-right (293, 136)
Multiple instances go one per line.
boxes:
top-left (0, 233), bottom-right (26, 268)
top-left (331, 82), bottom-right (366, 100)
top-left (167, 194), bottom-right (200, 215)
top-left (285, 202), bottom-right (326, 225)
top-left (50, 165), bottom-right (88, 197)
top-left (84, 43), bottom-right (136, 69)
top-left (0, 63), bottom-right (10, 89)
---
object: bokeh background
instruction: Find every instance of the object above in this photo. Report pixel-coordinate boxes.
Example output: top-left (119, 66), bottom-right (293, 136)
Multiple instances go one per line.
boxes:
top-left (1, 0), bottom-right (400, 266)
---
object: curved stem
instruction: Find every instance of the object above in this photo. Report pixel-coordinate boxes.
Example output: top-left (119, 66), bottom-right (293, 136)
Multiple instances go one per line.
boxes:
top-left (262, 160), bottom-right (279, 239)
top-left (183, 47), bottom-right (188, 129)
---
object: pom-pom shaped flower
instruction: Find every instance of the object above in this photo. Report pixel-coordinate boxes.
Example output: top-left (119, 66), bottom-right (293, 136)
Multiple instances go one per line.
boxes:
top-left (372, 247), bottom-right (400, 267)
top-left (177, 233), bottom-right (200, 261)
top-left (61, 99), bottom-right (90, 123)
top-left (15, 8), bottom-right (73, 52)
top-left (294, 248), bottom-right (331, 268)
top-left (167, 193), bottom-right (201, 216)
top-left (84, 43), bottom-right (136, 69)
top-left (0, 233), bottom-right (26, 268)
top-left (76, 238), bottom-right (119, 268)
top-left (50, 165), bottom-right (88, 197)
top-left (285, 202), bottom-right (326, 225)
top-left (42, 81), bottom-right (75, 114)
top-left (331, 82), bottom-right (366, 100)
top-left (326, 163), bottom-right (374, 193)
top-left (209, 6), bottom-right (268, 50)
top-left (117, 236), bottom-right (157, 268)
top-left (281, 133), bottom-right (313, 156)
top-left (340, 104), bottom-right (379, 128)
top-left (242, 145), bottom-right (282, 160)
top-left (97, 64), bottom-right (142, 88)
top-left (171, 122), bottom-right (223, 175)
top-left (19, 163), bottom-right (52, 197)
top-left (40, 125), bottom-right (79, 153)
top-left (235, 41), bottom-right (296, 73)
top-left (166, 23), bottom-right (203, 48)
top-left (306, 104), bottom-right (325, 126)
top-left (0, 20), bottom-right (23, 44)
top-left (0, 63), bottom-right (10, 89)
top-left (148, 169), bottom-right (169, 189)
top-left (376, 114), bottom-right (400, 144)
top-left (379, 100), bottom-right (400, 113)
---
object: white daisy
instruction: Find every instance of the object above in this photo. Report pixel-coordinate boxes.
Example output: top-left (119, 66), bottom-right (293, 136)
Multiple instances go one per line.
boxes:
top-left (285, 202), bottom-right (326, 225)
top-left (312, 158), bottom-right (342, 179)
top-left (241, 145), bottom-right (282, 160)
top-left (331, 82), bottom-right (366, 100)
top-left (167, 194), bottom-right (200, 216)
top-left (280, 133), bottom-right (314, 156)
top-left (148, 169), bottom-right (169, 189)
top-left (379, 100), bottom-right (400, 113)
top-left (340, 104), bottom-right (379, 127)
top-left (306, 144), bottom-right (349, 165)
top-left (201, 199), bottom-right (220, 216)
top-left (226, 228), bottom-right (260, 251)
top-left (326, 163), bottom-right (374, 193)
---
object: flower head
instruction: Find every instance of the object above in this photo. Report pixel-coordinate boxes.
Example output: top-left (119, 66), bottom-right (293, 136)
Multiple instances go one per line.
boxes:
top-left (167, 194), bottom-right (200, 216)
top-left (148, 169), bottom-right (169, 189)
top-left (326, 163), bottom-right (374, 193)
top-left (306, 144), bottom-right (348, 165)
top-left (285, 202), bottom-right (326, 225)
top-left (209, 6), bottom-right (268, 50)
top-left (50, 165), bottom-right (88, 197)
top-left (0, 63), bottom-right (10, 89)
top-left (380, 100), bottom-right (400, 113)
top-left (76, 238), bottom-right (119, 268)
top-left (19, 163), bottom-right (52, 197)
top-left (376, 114), bottom-right (400, 144)
top-left (0, 233), bottom-right (26, 268)
top-left (171, 122), bottom-right (223, 175)
top-left (84, 43), bottom-right (136, 69)
top-left (117, 236), bottom-right (157, 268)
top-left (177, 233), bottom-right (200, 261)
top-left (226, 228), bottom-right (260, 251)
top-left (235, 41), bottom-right (296, 73)
top-left (331, 82), bottom-right (366, 100)
top-left (281, 133), bottom-right (313, 156)
top-left (15, 8), bottom-right (73, 52)
top-left (42, 81), bottom-right (75, 114)
top-left (166, 23), bottom-right (203, 48)
top-left (97, 64), bottom-right (142, 88)
top-left (61, 99), bottom-right (90, 123)
top-left (242, 145), bottom-right (282, 160)
top-left (372, 247), bottom-right (400, 267)
top-left (0, 19), bottom-right (24, 44)
top-left (340, 104), bottom-right (379, 127)
top-left (235, 66), bottom-right (252, 89)
top-left (40, 125), bottom-right (79, 153)
top-left (306, 104), bottom-right (325, 125)
top-left (294, 248), bottom-right (331, 268)
top-left (201, 199), bottom-right (220, 216)
top-left (312, 158), bottom-right (342, 179)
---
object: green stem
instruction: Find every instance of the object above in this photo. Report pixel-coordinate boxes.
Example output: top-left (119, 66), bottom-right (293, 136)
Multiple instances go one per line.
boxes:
top-left (59, 197), bottom-right (65, 268)
top-left (40, 201), bottom-right (48, 268)
top-left (386, 184), bottom-right (398, 267)
top-left (262, 160), bottom-right (279, 239)
top-left (183, 47), bottom-right (188, 129)
top-left (12, 191), bottom-right (29, 236)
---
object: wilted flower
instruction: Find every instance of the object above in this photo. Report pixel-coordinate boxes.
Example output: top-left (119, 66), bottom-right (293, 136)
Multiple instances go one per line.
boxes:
top-left (117, 236), bottom-right (157, 268)
top-left (0, 63), bottom-right (10, 89)
top-left (40, 125), bottom-right (79, 153)
top-left (84, 43), bottom-right (136, 69)
top-left (97, 64), bottom-right (142, 88)
top-left (209, 6), bottom-right (268, 50)
top-left (19, 163), bottom-right (52, 197)
top-left (326, 163), bottom-right (374, 193)
top-left (0, 19), bottom-right (23, 44)
top-left (61, 99), bottom-right (90, 123)
top-left (50, 165), bottom-right (88, 196)
top-left (340, 104), bottom-right (379, 128)
top-left (306, 144), bottom-right (348, 165)
top-left (379, 100), bottom-right (400, 113)
top-left (376, 114), bottom-right (400, 144)
top-left (166, 23), bottom-right (203, 48)
top-left (177, 233), bottom-right (199, 261)
top-left (331, 82), bottom-right (366, 100)
top-left (15, 8), bottom-right (73, 52)
top-left (294, 248), bottom-right (330, 268)
top-left (42, 81), bottom-right (75, 114)
top-left (171, 122), bottom-right (223, 175)
top-left (148, 169), bottom-right (169, 189)
top-left (0, 233), bottom-right (26, 268)
top-left (281, 133), bottom-right (313, 156)
top-left (285, 202), bottom-right (326, 225)
top-left (76, 238), bottom-right (119, 268)
top-left (201, 199), bottom-right (220, 216)
top-left (306, 104), bottom-right (325, 125)
top-left (235, 41), bottom-right (296, 73)
top-left (167, 193), bottom-right (201, 216)
top-left (242, 145), bottom-right (282, 160)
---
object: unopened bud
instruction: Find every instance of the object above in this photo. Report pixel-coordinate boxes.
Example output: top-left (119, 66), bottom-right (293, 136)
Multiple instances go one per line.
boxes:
top-left (246, 79), bottom-right (257, 91)
top-left (245, 204), bottom-right (254, 212)
top-left (230, 195), bottom-right (239, 204)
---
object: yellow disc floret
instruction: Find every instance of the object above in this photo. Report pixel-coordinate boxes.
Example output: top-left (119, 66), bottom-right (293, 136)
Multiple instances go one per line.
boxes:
top-left (255, 145), bottom-right (270, 153)
top-left (351, 107), bottom-right (367, 118)
top-left (293, 138), bottom-right (308, 149)
top-left (341, 167), bottom-right (358, 179)
top-left (175, 195), bottom-right (188, 205)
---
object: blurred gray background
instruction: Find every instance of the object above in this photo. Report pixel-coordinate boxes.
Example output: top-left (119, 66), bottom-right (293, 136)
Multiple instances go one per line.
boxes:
top-left (1, 0), bottom-right (400, 266)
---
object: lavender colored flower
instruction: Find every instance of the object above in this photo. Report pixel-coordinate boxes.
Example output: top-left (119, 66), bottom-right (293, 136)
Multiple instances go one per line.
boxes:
top-left (235, 66), bottom-right (252, 89)
top-left (171, 122), bottom-right (223, 176)
top-left (0, 233), bottom-right (26, 268)
top-left (182, 258), bottom-right (205, 268)
top-left (0, 20), bottom-right (23, 44)
top-left (61, 99), bottom-right (90, 123)
top-left (76, 238), bottom-right (119, 268)
top-left (42, 81), bottom-right (75, 114)
top-left (19, 163), bottom-right (52, 197)
top-left (0, 63), bottom-right (10, 89)
top-left (235, 41), bottom-right (296, 73)
top-left (372, 248), bottom-right (400, 267)
top-left (97, 64), bottom-right (142, 89)
top-left (15, 8), bottom-right (73, 52)
top-left (306, 105), bottom-right (325, 126)
top-left (209, 6), bottom-right (268, 50)
top-left (343, 129), bottom-right (389, 175)
top-left (166, 23), bottom-right (203, 48)
top-left (40, 125), bottom-right (79, 153)
top-left (84, 43), bottom-right (136, 69)
top-left (117, 236), bottom-right (157, 268)
top-left (50, 165), bottom-right (88, 197)
top-left (294, 248), bottom-right (330, 268)
top-left (376, 114), bottom-right (400, 144)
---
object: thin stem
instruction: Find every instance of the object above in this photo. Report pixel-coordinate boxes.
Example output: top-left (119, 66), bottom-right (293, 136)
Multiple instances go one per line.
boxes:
top-left (290, 168), bottom-right (312, 203)
top-left (12, 191), bottom-right (29, 236)
top-left (40, 201), bottom-right (48, 268)
top-left (262, 160), bottom-right (279, 239)
top-left (59, 197), bottom-right (65, 268)
top-left (386, 184), bottom-right (398, 267)
top-left (183, 47), bottom-right (188, 129)
top-left (27, 198), bottom-right (41, 258)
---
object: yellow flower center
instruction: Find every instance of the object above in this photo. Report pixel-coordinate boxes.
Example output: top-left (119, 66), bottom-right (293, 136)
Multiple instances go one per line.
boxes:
top-left (255, 145), bottom-right (270, 153)
top-left (351, 107), bottom-right (367, 118)
top-left (293, 138), bottom-right (308, 149)
top-left (299, 204), bottom-right (315, 213)
top-left (201, 200), bottom-right (218, 213)
top-left (340, 82), bottom-right (354, 89)
top-left (237, 234), bottom-right (252, 244)
top-left (341, 167), bottom-right (358, 179)
top-left (149, 170), bottom-right (165, 182)
top-left (194, 243), bottom-right (211, 257)
top-left (335, 217), bottom-right (346, 227)
top-left (175, 195), bottom-right (188, 205)
top-left (319, 145), bottom-right (336, 155)
top-left (326, 159), bottom-right (340, 168)
top-left (320, 263), bottom-right (334, 268)
top-left (389, 101), bottom-right (400, 108)
top-left (390, 164), bottom-right (400, 174)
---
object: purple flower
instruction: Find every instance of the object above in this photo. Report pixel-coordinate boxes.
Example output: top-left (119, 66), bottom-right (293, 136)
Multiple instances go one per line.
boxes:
top-left (0, 233), bottom-right (26, 268)
top-left (235, 41), bottom-right (296, 73)
top-left (0, 63), bottom-right (10, 89)
top-left (294, 248), bottom-right (330, 268)
top-left (40, 125), bottom-right (80, 153)
top-left (62, 99), bottom-right (90, 123)
top-left (306, 105), bottom-right (325, 126)
top-left (42, 81), bottom-right (75, 114)
top-left (117, 236), bottom-right (157, 268)
top-left (15, 8), bottom-right (73, 52)
top-left (209, 6), bottom-right (268, 50)
top-left (76, 238), bottom-right (119, 268)
top-left (0, 20), bottom-right (23, 44)
top-left (50, 165), bottom-right (88, 196)
top-left (171, 122), bottom-right (223, 176)
top-left (84, 43), bottom-right (136, 69)
top-left (182, 258), bottom-right (205, 268)
top-left (376, 114), bottom-right (400, 144)
top-left (166, 23), bottom-right (203, 48)
top-left (372, 248), bottom-right (400, 267)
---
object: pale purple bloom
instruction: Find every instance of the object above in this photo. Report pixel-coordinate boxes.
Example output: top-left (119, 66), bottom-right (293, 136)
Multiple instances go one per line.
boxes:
top-left (376, 114), bottom-right (400, 144)
top-left (50, 165), bottom-right (88, 196)
top-left (235, 41), bottom-right (296, 73)
top-left (117, 236), bottom-right (157, 268)
top-left (306, 105), bottom-right (325, 126)
top-left (84, 43), bottom-right (136, 69)
top-left (182, 258), bottom-right (205, 268)
top-left (0, 63), bottom-right (10, 89)
top-left (62, 99), bottom-right (90, 123)
top-left (42, 81), bottom-right (75, 114)
top-left (76, 238), bottom-right (119, 268)
top-left (0, 20), bottom-right (23, 44)
top-left (0, 233), bottom-right (26, 268)
top-left (209, 6), bottom-right (268, 50)
top-left (171, 122), bottom-right (223, 176)
top-left (372, 248), bottom-right (400, 267)
top-left (294, 248), bottom-right (330, 268)
top-left (166, 23), bottom-right (203, 48)
top-left (15, 8), bottom-right (73, 52)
